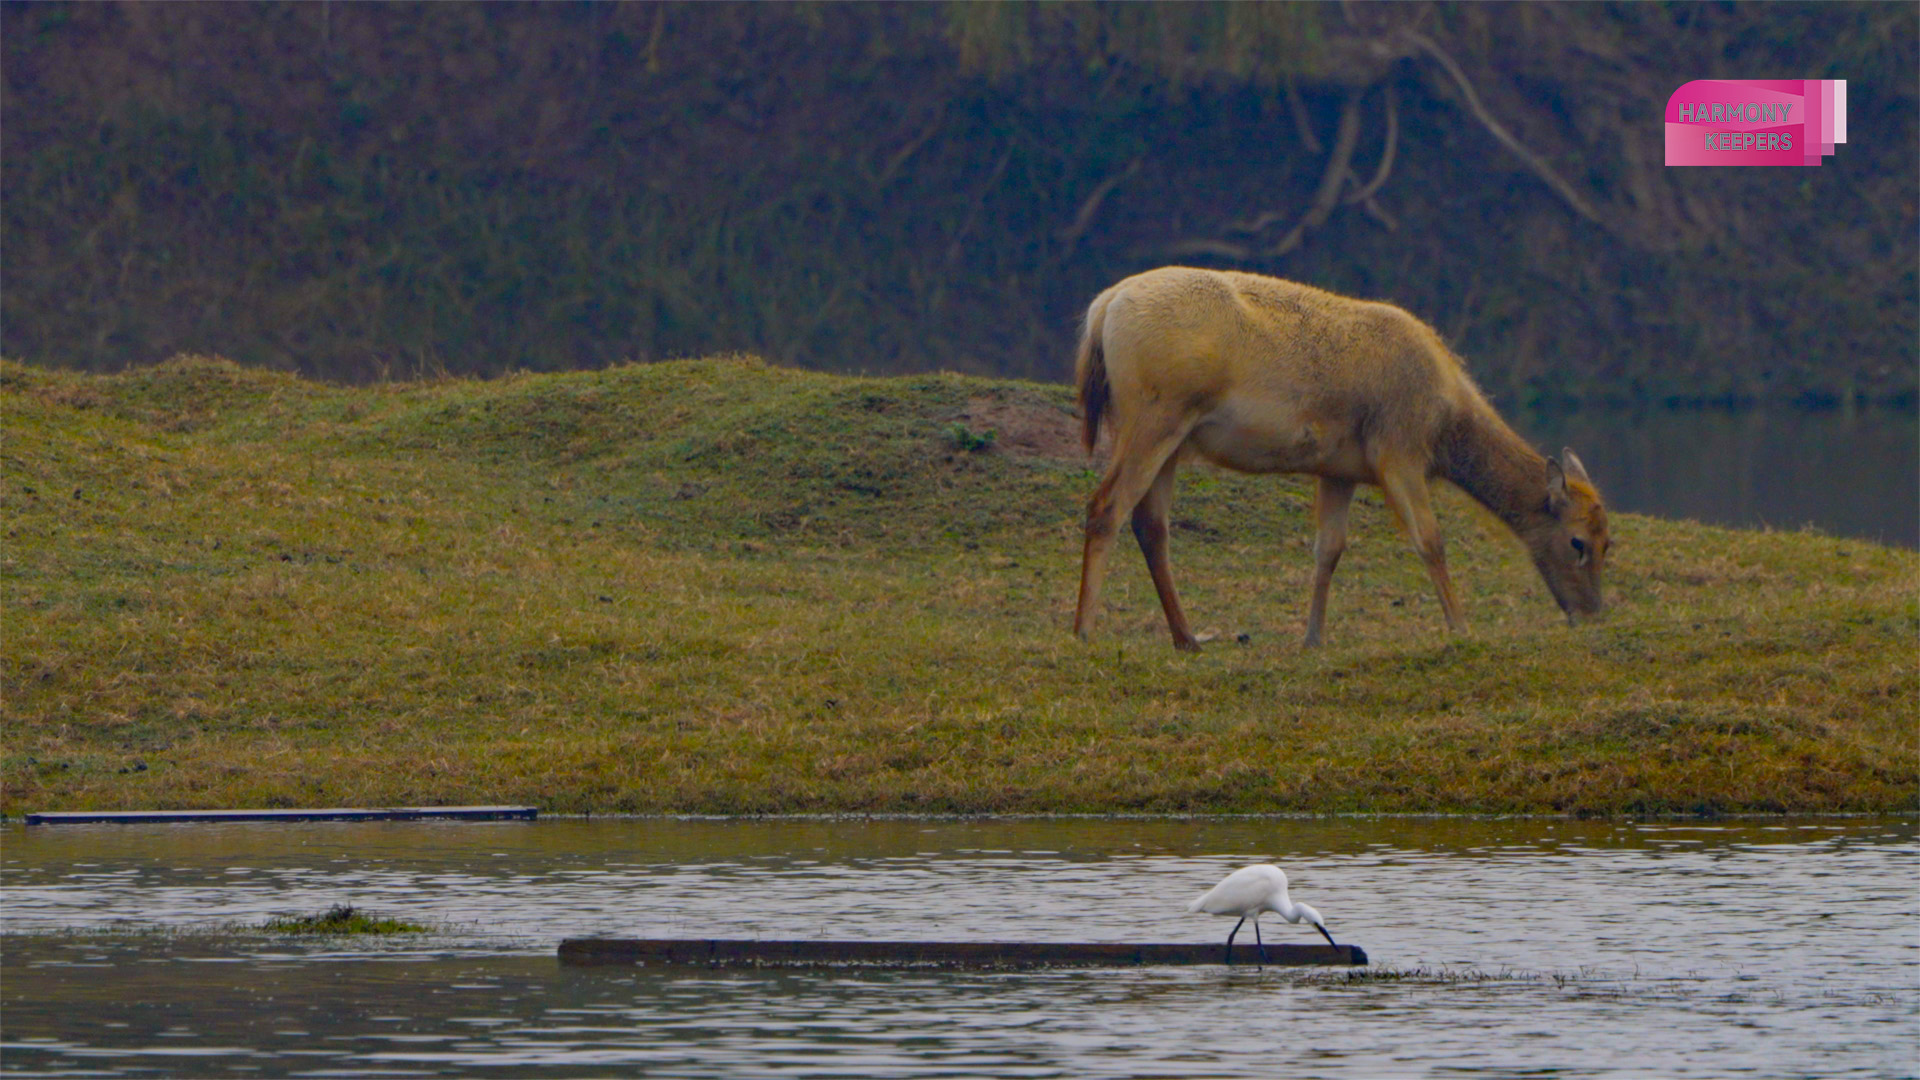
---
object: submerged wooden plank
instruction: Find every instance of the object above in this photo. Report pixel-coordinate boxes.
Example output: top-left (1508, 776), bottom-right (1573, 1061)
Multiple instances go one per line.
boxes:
top-left (24, 806), bottom-right (538, 825)
top-left (559, 938), bottom-right (1368, 968)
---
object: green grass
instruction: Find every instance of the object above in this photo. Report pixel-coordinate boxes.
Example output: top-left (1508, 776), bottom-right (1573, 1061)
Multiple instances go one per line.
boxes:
top-left (2, 354), bottom-right (1914, 815)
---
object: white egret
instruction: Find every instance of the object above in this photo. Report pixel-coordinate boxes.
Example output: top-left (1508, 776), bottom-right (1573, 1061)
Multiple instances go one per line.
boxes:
top-left (1187, 864), bottom-right (1337, 964)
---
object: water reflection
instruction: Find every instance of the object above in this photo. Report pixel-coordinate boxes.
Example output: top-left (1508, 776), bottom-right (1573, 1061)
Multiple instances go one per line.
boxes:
top-left (3, 818), bottom-right (1915, 1077)
top-left (1515, 407), bottom-right (1918, 548)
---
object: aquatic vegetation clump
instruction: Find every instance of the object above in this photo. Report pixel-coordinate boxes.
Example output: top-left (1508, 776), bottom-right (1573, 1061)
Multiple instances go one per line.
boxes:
top-left (261, 905), bottom-right (427, 935)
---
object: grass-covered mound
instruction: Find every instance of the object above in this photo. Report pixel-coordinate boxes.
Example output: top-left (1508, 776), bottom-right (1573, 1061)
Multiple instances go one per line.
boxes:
top-left (3, 355), bottom-right (1913, 814)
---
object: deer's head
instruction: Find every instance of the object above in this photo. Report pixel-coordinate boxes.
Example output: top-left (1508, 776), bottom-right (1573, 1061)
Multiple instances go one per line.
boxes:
top-left (1529, 449), bottom-right (1609, 622)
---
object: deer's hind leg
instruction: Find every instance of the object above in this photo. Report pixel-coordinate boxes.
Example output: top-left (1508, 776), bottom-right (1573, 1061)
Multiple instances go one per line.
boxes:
top-left (1131, 453), bottom-right (1198, 651)
top-left (1074, 411), bottom-right (1195, 644)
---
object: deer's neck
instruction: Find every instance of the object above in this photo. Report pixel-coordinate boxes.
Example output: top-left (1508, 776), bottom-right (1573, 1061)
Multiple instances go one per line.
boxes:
top-left (1438, 406), bottom-right (1551, 540)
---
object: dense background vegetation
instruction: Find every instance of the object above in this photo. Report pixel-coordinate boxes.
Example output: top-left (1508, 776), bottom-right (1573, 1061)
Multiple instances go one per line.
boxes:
top-left (3, 2), bottom-right (1914, 406)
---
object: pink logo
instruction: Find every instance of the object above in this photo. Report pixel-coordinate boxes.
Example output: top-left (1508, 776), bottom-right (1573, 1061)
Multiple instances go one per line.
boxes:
top-left (1665, 80), bottom-right (1847, 166)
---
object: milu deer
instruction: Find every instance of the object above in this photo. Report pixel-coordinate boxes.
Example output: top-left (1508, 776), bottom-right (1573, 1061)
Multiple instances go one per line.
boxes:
top-left (1073, 266), bottom-right (1608, 650)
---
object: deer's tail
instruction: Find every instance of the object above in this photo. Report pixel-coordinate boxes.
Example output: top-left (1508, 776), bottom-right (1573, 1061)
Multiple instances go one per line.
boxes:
top-left (1075, 293), bottom-right (1112, 457)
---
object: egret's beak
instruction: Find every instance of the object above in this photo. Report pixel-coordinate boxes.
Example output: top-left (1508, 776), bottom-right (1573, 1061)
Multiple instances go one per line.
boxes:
top-left (1315, 923), bottom-right (1338, 948)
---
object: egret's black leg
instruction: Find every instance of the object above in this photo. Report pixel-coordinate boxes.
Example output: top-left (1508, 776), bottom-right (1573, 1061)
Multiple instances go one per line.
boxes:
top-left (1254, 916), bottom-right (1268, 966)
top-left (1224, 916), bottom-right (1245, 965)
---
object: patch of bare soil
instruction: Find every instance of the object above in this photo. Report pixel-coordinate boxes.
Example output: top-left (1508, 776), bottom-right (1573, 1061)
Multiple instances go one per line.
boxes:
top-left (953, 395), bottom-right (1109, 461)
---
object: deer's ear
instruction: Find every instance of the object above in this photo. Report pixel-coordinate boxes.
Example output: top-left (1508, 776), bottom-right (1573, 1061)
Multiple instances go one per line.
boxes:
top-left (1546, 457), bottom-right (1571, 515)
top-left (1561, 448), bottom-right (1592, 486)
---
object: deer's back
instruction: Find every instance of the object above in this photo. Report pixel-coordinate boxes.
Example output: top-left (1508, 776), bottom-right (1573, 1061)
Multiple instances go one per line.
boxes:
top-left (1097, 267), bottom-right (1480, 478)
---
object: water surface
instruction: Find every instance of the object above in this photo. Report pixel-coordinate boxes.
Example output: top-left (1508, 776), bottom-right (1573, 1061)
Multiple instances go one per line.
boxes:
top-left (3, 817), bottom-right (1915, 1077)
top-left (1516, 407), bottom-right (1918, 548)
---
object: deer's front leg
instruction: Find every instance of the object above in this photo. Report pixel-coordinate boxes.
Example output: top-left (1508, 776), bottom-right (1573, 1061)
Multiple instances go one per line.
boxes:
top-left (1304, 476), bottom-right (1356, 648)
top-left (1377, 468), bottom-right (1467, 634)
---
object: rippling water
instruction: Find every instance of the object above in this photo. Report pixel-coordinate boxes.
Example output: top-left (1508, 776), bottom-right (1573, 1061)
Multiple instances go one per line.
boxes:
top-left (3, 817), bottom-right (1914, 1077)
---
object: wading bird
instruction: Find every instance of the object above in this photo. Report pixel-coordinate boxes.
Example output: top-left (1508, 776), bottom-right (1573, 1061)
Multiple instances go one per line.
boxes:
top-left (1188, 863), bottom-right (1336, 965)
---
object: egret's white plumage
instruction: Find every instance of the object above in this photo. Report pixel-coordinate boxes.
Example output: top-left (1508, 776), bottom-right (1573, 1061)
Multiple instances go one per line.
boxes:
top-left (1188, 864), bottom-right (1337, 962)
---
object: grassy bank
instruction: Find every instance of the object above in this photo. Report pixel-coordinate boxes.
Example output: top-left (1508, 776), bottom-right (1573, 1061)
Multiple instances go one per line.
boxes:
top-left (3, 355), bottom-right (1914, 815)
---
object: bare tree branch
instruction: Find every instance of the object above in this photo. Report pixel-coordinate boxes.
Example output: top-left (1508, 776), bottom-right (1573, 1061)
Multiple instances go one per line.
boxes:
top-left (875, 109), bottom-right (946, 189)
top-left (1231, 89), bottom-right (1366, 238)
top-left (1057, 157), bottom-right (1142, 248)
top-left (1264, 91), bottom-right (1364, 257)
top-left (1284, 74), bottom-right (1323, 154)
top-left (1356, 194), bottom-right (1398, 231)
top-left (1183, 88), bottom-right (1373, 261)
top-left (645, 4), bottom-right (667, 74)
top-left (1402, 30), bottom-right (1602, 224)
top-left (1154, 237), bottom-right (1255, 261)
top-left (1344, 84), bottom-right (1397, 205)
top-left (1228, 207), bottom-right (1293, 235)
top-left (946, 145), bottom-right (1015, 266)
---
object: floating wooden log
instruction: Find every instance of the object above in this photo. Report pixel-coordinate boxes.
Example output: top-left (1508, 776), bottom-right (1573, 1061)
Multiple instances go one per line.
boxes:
top-left (23, 806), bottom-right (537, 825)
top-left (559, 937), bottom-right (1367, 968)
